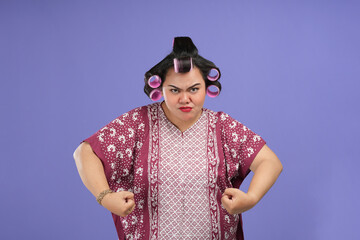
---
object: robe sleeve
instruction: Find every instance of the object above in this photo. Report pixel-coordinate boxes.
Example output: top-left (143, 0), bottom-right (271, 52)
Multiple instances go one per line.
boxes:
top-left (83, 106), bottom-right (147, 189)
top-left (219, 112), bottom-right (266, 182)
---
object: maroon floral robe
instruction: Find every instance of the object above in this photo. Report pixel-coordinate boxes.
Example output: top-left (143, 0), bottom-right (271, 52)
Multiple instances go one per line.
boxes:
top-left (85, 102), bottom-right (266, 240)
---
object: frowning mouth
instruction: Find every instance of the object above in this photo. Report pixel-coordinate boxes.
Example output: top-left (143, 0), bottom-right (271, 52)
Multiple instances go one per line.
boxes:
top-left (179, 107), bottom-right (192, 112)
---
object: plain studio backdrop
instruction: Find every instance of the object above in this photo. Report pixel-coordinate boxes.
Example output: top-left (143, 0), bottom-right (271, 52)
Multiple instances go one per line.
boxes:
top-left (1, 1), bottom-right (359, 239)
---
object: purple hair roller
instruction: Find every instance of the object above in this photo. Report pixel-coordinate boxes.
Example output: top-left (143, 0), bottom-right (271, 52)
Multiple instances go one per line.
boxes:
top-left (206, 85), bottom-right (220, 98)
top-left (149, 89), bottom-right (162, 101)
top-left (173, 57), bottom-right (193, 73)
top-left (207, 68), bottom-right (220, 81)
top-left (148, 75), bottom-right (162, 88)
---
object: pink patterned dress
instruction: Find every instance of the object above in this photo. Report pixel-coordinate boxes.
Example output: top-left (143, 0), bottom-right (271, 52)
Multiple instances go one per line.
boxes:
top-left (85, 102), bottom-right (266, 240)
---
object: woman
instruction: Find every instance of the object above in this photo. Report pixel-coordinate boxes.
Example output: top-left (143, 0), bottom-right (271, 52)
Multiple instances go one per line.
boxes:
top-left (74, 37), bottom-right (282, 239)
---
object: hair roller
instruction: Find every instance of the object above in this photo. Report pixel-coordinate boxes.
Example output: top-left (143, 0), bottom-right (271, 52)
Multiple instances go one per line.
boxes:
top-left (144, 36), bottom-right (222, 100)
top-left (174, 57), bottom-right (193, 73)
top-left (207, 68), bottom-right (220, 81)
top-left (148, 75), bottom-right (162, 88)
top-left (149, 89), bottom-right (162, 101)
top-left (206, 85), bottom-right (220, 98)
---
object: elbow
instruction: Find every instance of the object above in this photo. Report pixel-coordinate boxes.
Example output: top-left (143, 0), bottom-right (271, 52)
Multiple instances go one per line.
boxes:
top-left (276, 158), bottom-right (283, 176)
top-left (73, 143), bottom-right (87, 173)
top-left (267, 153), bottom-right (283, 177)
top-left (73, 142), bottom-right (94, 169)
top-left (269, 148), bottom-right (283, 175)
top-left (73, 142), bottom-right (87, 166)
top-left (73, 145), bottom-right (81, 163)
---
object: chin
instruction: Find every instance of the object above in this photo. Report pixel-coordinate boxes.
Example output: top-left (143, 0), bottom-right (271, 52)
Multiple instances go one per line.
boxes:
top-left (181, 114), bottom-right (197, 122)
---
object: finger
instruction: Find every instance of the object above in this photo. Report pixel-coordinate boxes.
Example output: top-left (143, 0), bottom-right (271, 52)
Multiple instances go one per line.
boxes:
top-left (129, 203), bottom-right (136, 212)
top-left (124, 197), bottom-right (135, 207)
top-left (222, 192), bottom-right (233, 200)
top-left (126, 206), bottom-right (134, 214)
top-left (124, 198), bottom-right (136, 212)
top-left (121, 193), bottom-right (134, 204)
top-left (223, 188), bottom-right (237, 196)
top-left (221, 195), bottom-right (232, 205)
top-left (125, 201), bottom-right (136, 214)
top-left (221, 196), bottom-right (232, 211)
top-left (222, 193), bottom-right (233, 200)
top-left (123, 191), bottom-right (135, 200)
top-left (128, 198), bottom-right (136, 207)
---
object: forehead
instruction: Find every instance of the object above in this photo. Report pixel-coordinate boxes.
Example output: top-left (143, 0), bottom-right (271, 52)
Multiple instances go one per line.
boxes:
top-left (164, 67), bottom-right (204, 87)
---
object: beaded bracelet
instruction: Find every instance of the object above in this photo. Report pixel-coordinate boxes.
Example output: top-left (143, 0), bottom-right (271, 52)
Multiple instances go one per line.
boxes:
top-left (96, 189), bottom-right (113, 205)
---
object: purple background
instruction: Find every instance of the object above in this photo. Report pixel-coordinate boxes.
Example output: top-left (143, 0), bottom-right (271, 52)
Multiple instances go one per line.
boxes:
top-left (1, 1), bottom-right (359, 239)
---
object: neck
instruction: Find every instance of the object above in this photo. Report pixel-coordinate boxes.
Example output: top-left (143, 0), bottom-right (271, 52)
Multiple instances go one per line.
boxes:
top-left (160, 102), bottom-right (202, 132)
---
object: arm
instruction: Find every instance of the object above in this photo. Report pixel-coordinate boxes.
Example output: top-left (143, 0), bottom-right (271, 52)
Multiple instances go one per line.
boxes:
top-left (221, 144), bottom-right (283, 214)
top-left (73, 142), bottom-right (135, 217)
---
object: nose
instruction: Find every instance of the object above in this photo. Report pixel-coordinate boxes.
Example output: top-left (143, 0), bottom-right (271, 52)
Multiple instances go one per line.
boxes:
top-left (179, 92), bottom-right (190, 104)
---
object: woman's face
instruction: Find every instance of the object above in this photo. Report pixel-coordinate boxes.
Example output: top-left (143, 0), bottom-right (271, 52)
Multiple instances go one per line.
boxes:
top-left (161, 67), bottom-right (206, 131)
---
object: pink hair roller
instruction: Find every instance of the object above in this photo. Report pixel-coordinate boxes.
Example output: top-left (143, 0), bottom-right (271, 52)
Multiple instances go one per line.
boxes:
top-left (173, 57), bottom-right (193, 73)
top-left (207, 68), bottom-right (220, 81)
top-left (173, 58), bottom-right (179, 73)
top-left (148, 75), bottom-right (162, 88)
top-left (206, 85), bottom-right (220, 98)
top-left (149, 89), bottom-right (162, 101)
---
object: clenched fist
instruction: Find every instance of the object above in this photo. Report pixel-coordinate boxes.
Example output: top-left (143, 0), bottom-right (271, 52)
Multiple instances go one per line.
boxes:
top-left (221, 188), bottom-right (258, 215)
top-left (101, 191), bottom-right (136, 217)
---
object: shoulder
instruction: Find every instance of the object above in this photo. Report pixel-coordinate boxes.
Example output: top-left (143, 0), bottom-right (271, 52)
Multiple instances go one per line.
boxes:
top-left (204, 109), bottom-right (259, 141)
top-left (203, 108), bottom-right (240, 127)
top-left (117, 104), bottom-right (149, 120)
top-left (97, 103), bottom-right (158, 136)
top-left (111, 103), bottom-right (160, 125)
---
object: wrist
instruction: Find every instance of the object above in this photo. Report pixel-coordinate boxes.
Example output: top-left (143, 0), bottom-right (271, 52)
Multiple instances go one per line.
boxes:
top-left (96, 189), bottom-right (113, 205)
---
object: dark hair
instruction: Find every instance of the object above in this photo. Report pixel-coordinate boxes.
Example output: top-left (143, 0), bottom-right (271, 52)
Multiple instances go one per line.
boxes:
top-left (144, 37), bottom-right (222, 98)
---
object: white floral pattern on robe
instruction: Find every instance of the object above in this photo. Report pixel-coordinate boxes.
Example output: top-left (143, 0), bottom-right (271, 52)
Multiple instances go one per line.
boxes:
top-left (85, 102), bottom-right (266, 240)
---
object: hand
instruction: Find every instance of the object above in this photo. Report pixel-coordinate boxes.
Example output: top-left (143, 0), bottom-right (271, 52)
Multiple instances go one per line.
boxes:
top-left (221, 188), bottom-right (258, 215)
top-left (101, 191), bottom-right (136, 217)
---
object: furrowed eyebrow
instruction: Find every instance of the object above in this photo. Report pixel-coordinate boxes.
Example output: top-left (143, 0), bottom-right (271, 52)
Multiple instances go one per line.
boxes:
top-left (168, 83), bottom-right (201, 90)
top-left (187, 83), bottom-right (201, 89)
top-left (168, 85), bottom-right (180, 89)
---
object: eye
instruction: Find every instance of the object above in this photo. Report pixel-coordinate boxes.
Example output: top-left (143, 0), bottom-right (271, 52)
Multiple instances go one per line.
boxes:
top-left (170, 88), bottom-right (179, 93)
top-left (190, 88), bottom-right (199, 93)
